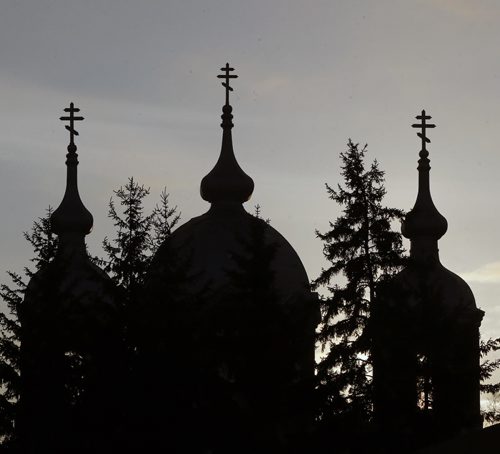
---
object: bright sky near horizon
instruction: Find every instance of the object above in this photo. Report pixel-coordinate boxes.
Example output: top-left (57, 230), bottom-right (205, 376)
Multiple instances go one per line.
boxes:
top-left (1, 0), bottom-right (500, 349)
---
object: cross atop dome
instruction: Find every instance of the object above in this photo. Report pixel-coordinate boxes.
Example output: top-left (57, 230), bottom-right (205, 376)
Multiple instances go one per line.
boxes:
top-left (60, 102), bottom-right (84, 151)
top-left (412, 110), bottom-right (435, 158)
top-left (217, 63), bottom-right (238, 106)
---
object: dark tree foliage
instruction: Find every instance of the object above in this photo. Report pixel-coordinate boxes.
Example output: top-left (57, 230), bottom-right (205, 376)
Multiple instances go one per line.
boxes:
top-left (0, 181), bottom-right (181, 448)
top-left (313, 140), bottom-right (406, 428)
top-left (99, 178), bottom-right (152, 292)
top-left (96, 178), bottom-right (180, 352)
top-left (151, 189), bottom-right (181, 251)
top-left (96, 178), bottom-right (180, 348)
top-left (0, 208), bottom-right (58, 445)
top-left (479, 336), bottom-right (500, 424)
top-left (98, 178), bottom-right (180, 292)
top-left (93, 178), bottom-right (182, 448)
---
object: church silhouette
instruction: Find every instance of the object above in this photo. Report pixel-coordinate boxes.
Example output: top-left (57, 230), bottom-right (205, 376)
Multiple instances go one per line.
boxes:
top-left (5, 65), bottom-right (497, 453)
top-left (372, 111), bottom-right (484, 453)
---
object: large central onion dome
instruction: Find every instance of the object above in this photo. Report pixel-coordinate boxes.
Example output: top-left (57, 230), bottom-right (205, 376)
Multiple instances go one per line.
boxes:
top-left (143, 64), bottom-right (318, 453)
top-left (163, 100), bottom-right (310, 300)
top-left (149, 64), bottom-right (312, 302)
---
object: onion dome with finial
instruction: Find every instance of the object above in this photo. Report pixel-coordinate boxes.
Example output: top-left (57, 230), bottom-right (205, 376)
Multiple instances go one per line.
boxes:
top-left (372, 111), bottom-right (484, 442)
top-left (381, 110), bottom-right (481, 317)
top-left (22, 103), bottom-right (121, 350)
top-left (145, 64), bottom-right (319, 451)
top-left (19, 104), bottom-right (124, 451)
top-left (149, 64), bottom-right (314, 302)
top-left (401, 110), bottom-right (448, 241)
top-left (200, 64), bottom-right (254, 204)
top-left (51, 102), bottom-right (93, 236)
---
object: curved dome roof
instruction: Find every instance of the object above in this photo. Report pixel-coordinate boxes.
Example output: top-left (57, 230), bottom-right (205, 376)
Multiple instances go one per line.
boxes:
top-left (24, 256), bottom-right (121, 349)
top-left (149, 67), bottom-right (312, 305)
top-left (142, 69), bottom-right (317, 452)
top-left (380, 110), bottom-right (483, 324)
top-left (152, 205), bottom-right (310, 302)
top-left (386, 263), bottom-right (480, 317)
top-left (23, 105), bottom-right (121, 348)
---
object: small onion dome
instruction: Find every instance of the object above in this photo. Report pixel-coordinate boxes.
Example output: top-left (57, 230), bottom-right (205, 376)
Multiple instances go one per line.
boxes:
top-left (24, 103), bottom-right (119, 346)
top-left (19, 104), bottom-right (122, 453)
top-left (391, 110), bottom-right (479, 314)
top-left (51, 143), bottom-right (93, 236)
top-left (401, 188), bottom-right (448, 240)
top-left (200, 105), bottom-right (254, 204)
top-left (402, 110), bottom-right (447, 240)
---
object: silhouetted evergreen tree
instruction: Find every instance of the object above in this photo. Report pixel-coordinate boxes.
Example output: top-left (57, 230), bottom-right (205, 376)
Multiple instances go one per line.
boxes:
top-left (151, 189), bottom-right (181, 250)
top-left (0, 182), bottom-right (181, 448)
top-left (98, 178), bottom-right (180, 298)
top-left (313, 140), bottom-right (406, 438)
top-left (94, 177), bottom-right (183, 448)
top-left (96, 177), bottom-right (180, 345)
top-left (99, 177), bottom-right (155, 293)
top-left (0, 208), bottom-right (58, 446)
top-left (480, 336), bottom-right (500, 423)
top-left (96, 178), bottom-right (179, 352)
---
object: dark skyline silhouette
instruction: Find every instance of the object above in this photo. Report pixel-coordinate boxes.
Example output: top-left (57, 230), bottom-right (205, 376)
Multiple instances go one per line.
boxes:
top-left (1, 3), bottom-right (500, 451)
top-left (2, 60), bottom-right (497, 451)
top-left (373, 110), bottom-right (484, 452)
top-left (1, 4), bottom-right (499, 357)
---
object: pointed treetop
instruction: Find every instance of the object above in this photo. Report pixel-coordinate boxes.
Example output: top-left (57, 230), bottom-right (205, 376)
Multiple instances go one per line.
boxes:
top-left (59, 102), bottom-right (84, 152)
top-left (402, 110), bottom-right (447, 241)
top-left (217, 63), bottom-right (238, 106)
top-left (200, 64), bottom-right (254, 205)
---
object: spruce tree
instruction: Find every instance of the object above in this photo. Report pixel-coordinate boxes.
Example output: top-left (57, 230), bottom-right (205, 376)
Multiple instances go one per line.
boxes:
top-left (99, 177), bottom-right (155, 294)
top-left (151, 189), bottom-right (181, 251)
top-left (99, 178), bottom-right (180, 292)
top-left (96, 177), bottom-right (182, 446)
top-left (480, 336), bottom-right (500, 424)
top-left (0, 208), bottom-right (58, 446)
top-left (313, 140), bottom-right (406, 429)
top-left (97, 178), bottom-right (180, 342)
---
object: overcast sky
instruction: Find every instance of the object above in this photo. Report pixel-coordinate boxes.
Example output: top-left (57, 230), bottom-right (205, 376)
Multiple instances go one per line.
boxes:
top-left (1, 0), bottom-right (500, 347)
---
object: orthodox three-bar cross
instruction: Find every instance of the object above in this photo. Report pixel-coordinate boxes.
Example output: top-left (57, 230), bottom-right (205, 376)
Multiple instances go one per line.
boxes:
top-left (217, 63), bottom-right (238, 105)
top-left (60, 102), bottom-right (84, 146)
top-left (412, 110), bottom-right (435, 152)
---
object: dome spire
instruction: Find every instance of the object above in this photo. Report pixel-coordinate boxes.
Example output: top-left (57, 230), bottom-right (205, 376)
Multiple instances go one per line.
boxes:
top-left (51, 102), bottom-right (93, 237)
top-left (200, 63), bottom-right (254, 205)
top-left (402, 110), bottom-right (448, 241)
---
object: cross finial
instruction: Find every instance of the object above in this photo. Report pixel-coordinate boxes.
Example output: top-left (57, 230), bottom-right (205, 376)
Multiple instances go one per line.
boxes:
top-left (59, 102), bottom-right (84, 149)
top-left (412, 110), bottom-right (436, 156)
top-left (217, 63), bottom-right (238, 105)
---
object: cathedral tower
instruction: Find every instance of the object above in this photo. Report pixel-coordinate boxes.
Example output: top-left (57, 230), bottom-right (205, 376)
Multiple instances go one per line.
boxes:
top-left (372, 111), bottom-right (484, 450)
top-left (19, 104), bottom-right (123, 453)
top-left (144, 64), bottom-right (319, 453)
